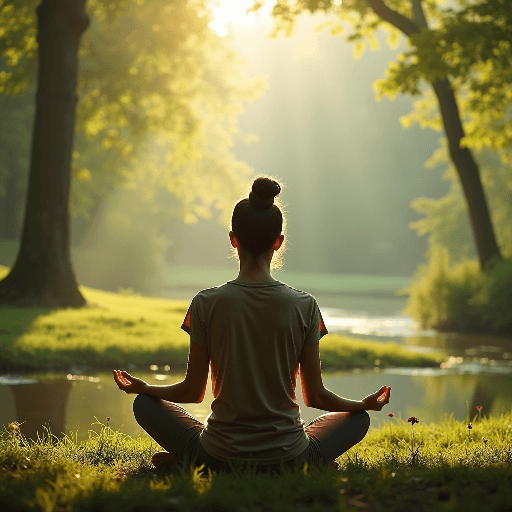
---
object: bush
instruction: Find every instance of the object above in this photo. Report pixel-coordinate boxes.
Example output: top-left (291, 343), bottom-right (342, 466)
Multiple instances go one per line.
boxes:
top-left (405, 247), bottom-right (512, 334)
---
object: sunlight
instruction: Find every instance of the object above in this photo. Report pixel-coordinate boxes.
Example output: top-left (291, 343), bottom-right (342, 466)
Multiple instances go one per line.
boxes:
top-left (209, 0), bottom-right (273, 36)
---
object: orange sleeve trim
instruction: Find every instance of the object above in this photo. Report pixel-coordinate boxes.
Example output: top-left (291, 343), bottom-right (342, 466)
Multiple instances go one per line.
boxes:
top-left (181, 305), bottom-right (192, 334)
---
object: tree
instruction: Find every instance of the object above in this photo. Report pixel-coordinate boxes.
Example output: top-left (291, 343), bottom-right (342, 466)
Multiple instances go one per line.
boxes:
top-left (0, 0), bottom-right (264, 306)
top-left (0, 0), bottom-right (89, 307)
top-left (258, 0), bottom-right (506, 269)
top-left (410, 145), bottom-right (512, 262)
top-left (0, 92), bottom-right (33, 240)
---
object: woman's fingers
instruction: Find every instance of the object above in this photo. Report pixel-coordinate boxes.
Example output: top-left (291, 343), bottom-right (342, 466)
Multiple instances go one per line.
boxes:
top-left (113, 370), bottom-right (133, 390)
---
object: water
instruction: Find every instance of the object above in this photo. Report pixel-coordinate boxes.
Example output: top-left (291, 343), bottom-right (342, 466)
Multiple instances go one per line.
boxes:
top-left (1, 291), bottom-right (511, 441)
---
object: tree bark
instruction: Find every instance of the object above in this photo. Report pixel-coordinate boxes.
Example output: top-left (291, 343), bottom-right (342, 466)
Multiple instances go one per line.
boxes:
top-left (366, 0), bottom-right (502, 269)
top-left (432, 79), bottom-right (501, 269)
top-left (0, 0), bottom-right (89, 307)
top-left (3, 155), bottom-right (18, 240)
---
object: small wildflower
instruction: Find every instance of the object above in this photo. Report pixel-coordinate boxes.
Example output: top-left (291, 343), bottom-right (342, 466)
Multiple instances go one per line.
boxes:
top-left (483, 438), bottom-right (488, 444)
top-left (467, 423), bottom-right (472, 430)
top-left (387, 412), bottom-right (394, 417)
top-left (8, 421), bottom-right (20, 431)
top-left (107, 417), bottom-right (111, 422)
top-left (407, 416), bottom-right (419, 425)
top-left (476, 405), bottom-right (483, 411)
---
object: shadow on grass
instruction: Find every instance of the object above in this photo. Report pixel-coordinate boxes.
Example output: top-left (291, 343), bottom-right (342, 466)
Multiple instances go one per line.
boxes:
top-left (0, 303), bottom-right (58, 372)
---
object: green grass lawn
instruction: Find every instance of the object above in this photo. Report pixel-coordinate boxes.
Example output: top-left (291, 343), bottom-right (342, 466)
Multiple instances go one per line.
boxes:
top-left (0, 265), bottom-right (443, 372)
top-left (1, 413), bottom-right (511, 512)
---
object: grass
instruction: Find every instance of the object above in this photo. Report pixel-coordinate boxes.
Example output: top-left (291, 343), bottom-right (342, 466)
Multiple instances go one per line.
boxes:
top-left (1, 412), bottom-right (511, 512)
top-left (0, 264), bottom-right (443, 372)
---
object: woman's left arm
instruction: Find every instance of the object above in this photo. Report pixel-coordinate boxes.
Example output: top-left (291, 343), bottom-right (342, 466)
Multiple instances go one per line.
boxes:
top-left (113, 338), bottom-right (209, 403)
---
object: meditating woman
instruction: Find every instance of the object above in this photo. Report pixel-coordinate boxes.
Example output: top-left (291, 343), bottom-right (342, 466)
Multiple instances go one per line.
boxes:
top-left (113, 176), bottom-right (391, 472)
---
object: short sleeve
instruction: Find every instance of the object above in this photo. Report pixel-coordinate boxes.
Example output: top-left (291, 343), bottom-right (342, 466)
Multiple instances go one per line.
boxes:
top-left (181, 295), bottom-right (207, 348)
top-left (304, 300), bottom-right (328, 348)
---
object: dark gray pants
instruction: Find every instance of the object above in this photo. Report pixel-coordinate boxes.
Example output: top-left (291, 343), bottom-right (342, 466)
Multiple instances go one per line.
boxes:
top-left (133, 394), bottom-right (370, 473)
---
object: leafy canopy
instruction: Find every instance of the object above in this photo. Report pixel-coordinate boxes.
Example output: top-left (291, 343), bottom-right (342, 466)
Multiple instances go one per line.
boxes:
top-left (0, 0), bottom-right (266, 222)
top-left (254, 1), bottom-right (512, 263)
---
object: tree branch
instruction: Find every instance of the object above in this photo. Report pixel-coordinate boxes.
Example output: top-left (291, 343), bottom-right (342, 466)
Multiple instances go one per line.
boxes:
top-left (366, 0), bottom-right (420, 36)
top-left (411, 0), bottom-right (428, 29)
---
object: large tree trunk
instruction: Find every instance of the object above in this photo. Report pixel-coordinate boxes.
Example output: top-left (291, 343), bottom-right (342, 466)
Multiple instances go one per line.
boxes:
top-left (432, 79), bottom-right (502, 269)
top-left (0, 155), bottom-right (18, 240)
top-left (0, 0), bottom-right (89, 307)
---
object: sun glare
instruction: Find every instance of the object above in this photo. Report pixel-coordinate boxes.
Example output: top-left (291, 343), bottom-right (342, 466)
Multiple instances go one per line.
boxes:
top-left (209, 0), bottom-right (273, 37)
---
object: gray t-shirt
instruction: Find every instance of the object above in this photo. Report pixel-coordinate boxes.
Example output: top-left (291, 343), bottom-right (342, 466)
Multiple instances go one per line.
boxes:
top-left (181, 280), bottom-right (328, 464)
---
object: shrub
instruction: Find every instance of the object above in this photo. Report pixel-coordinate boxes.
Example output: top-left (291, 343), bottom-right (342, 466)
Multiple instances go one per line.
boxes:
top-left (405, 247), bottom-right (512, 334)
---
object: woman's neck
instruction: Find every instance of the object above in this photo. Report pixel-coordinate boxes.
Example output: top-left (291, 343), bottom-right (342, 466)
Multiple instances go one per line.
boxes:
top-left (235, 254), bottom-right (275, 283)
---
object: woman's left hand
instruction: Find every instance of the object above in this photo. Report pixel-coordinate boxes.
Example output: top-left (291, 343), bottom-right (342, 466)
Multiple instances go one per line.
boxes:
top-left (113, 370), bottom-right (148, 394)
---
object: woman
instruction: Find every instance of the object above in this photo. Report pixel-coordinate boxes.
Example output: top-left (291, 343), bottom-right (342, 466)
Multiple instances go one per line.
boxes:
top-left (113, 176), bottom-right (391, 473)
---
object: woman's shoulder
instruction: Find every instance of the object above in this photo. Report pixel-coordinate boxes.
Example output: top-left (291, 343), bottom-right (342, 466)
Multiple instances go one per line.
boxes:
top-left (277, 282), bottom-right (319, 305)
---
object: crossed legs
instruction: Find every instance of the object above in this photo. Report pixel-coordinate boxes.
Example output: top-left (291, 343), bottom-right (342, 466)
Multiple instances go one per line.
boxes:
top-left (133, 394), bottom-right (370, 469)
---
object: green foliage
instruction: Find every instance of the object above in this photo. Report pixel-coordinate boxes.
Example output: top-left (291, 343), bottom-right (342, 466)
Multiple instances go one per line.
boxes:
top-left (1, 413), bottom-right (512, 512)
top-left (262, 1), bottom-right (512, 161)
top-left (0, 0), bottom-right (265, 224)
top-left (388, 0), bottom-right (512, 161)
top-left (405, 247), bottom-right (512, 333)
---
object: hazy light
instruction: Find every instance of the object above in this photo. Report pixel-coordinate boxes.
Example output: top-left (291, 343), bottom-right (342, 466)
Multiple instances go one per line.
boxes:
top-left (209, 0), bottom-right (272, 37)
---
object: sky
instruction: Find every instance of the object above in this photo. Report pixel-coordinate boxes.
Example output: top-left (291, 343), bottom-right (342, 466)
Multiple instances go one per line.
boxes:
top-left (208, 0), bottom-right (274, 37)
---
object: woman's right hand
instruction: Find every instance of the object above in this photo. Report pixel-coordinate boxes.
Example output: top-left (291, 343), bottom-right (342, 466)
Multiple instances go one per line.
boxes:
top-left (113, 370), bottom-right (148, 394)
top-left (362, 386), bottom-right (390, 411)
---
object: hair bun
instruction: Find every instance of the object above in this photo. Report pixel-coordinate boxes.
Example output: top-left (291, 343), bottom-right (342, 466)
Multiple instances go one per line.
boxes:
top-left (249, 177), bottom-right (281, 210)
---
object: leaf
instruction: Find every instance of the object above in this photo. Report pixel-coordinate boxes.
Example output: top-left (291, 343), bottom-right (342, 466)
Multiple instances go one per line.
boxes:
top-left (353, 40), bottom-right (365, 60)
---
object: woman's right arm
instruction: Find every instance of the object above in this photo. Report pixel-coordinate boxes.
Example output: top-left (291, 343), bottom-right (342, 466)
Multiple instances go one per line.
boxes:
top-left (299, 343), bottom-right (390, 412)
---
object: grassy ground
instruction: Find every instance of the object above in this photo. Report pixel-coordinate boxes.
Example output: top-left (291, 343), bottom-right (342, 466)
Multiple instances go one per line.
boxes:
top-left (1, 412), bottom-right (511, 512)
top-left (0, 265), bottom-right (443, 372)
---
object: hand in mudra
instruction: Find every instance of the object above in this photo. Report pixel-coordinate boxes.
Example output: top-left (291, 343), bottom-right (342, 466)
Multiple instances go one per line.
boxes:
top-left (362, 386), bottom-right (391, 411)
top-left (113, 370), bottom-right (148, 394)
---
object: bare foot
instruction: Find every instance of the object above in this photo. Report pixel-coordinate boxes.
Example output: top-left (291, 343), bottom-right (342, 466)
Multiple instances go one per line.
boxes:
top-left (151, 451), bottom-right (180, 467)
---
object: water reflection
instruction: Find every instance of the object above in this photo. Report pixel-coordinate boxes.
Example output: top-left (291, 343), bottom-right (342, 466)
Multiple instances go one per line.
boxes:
top-left (1, 368), bottom-right (511, 442)
top-left (1, 377), bottom-right (72, 440)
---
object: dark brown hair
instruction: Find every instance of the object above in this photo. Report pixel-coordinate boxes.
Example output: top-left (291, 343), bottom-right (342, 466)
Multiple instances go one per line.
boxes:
top-left (231, 177), bottom-right (284, 263)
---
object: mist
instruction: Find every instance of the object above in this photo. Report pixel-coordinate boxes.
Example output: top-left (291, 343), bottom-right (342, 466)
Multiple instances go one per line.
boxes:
top-left (144, 15), bottom-right (448, 279)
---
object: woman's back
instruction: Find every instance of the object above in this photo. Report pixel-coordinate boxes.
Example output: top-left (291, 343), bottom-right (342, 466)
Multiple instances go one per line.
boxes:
top-left (182, 279), bottom-right (327, 463)
top-left (114, 176), bottom-right (388, 473)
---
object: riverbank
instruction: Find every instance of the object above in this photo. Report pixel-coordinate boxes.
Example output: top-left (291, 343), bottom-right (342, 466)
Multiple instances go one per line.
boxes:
top-left (0, 265), bottom-right (444, 372)
top-left (1, 412), bottom-right (511, 512)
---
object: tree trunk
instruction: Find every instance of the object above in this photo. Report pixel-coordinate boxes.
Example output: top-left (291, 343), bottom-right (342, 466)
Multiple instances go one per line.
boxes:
top-left (0, 0), bottom-right (89, 307)
top-left (432, 79), bottom-right (502, 269)
top-left (3, 151), bottom-right (19, 240)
